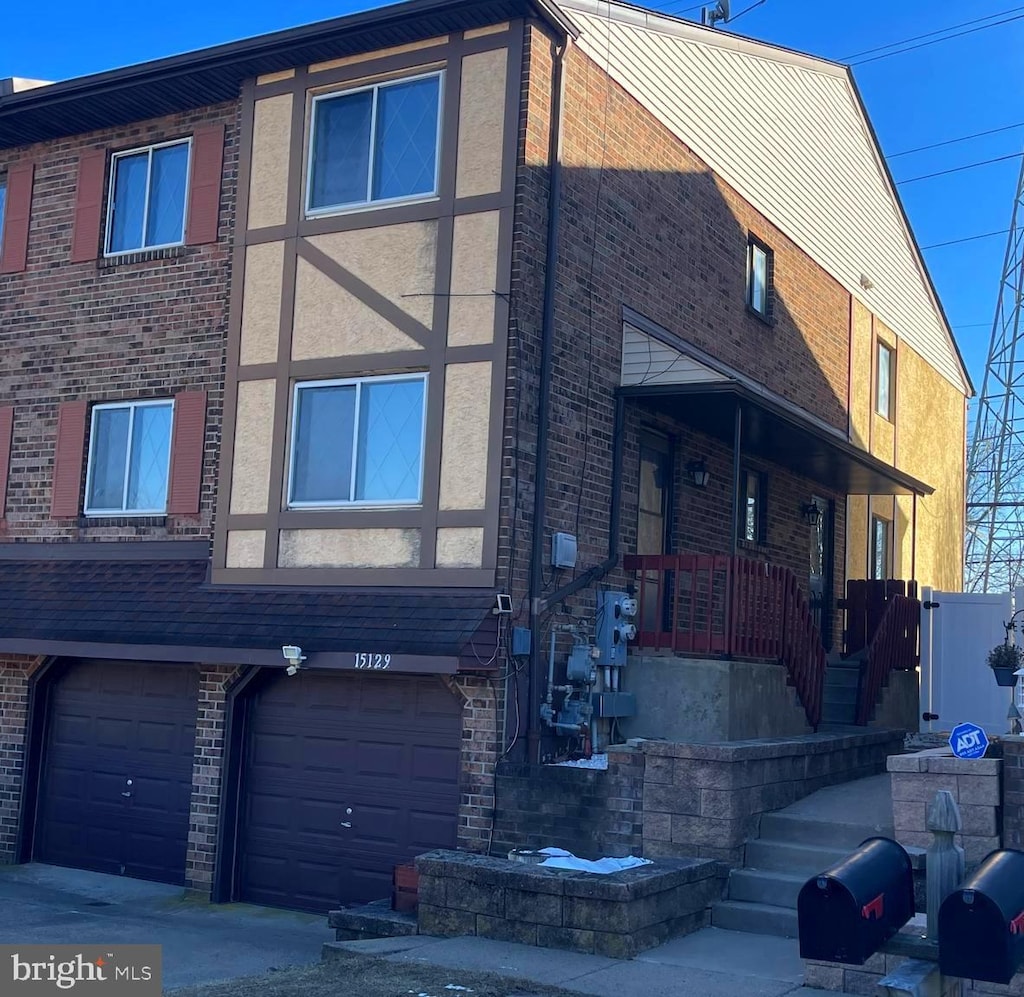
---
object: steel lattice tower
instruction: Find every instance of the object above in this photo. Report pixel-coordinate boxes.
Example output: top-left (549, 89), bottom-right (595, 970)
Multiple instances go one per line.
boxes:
top-left (965, 154), bottom-right (1024, 592)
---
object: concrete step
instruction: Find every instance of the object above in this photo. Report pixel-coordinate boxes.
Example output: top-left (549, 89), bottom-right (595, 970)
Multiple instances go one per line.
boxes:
top-left (328, 900), bottom-right (418, 941)
top-left (824, 667), bottom-right (860, 689)
top-left (743, 838), bottom-right (850, 875)
top-left (759, 812), bottom-right (892, 850)
top-left (726, 868), bottom-right (806, 909)
top-left (821, 702), bottom-right (857, 724)
top-left (710, 900), bottom-right (798, 938)
top-left (823, 686), bottom-right (858, 705)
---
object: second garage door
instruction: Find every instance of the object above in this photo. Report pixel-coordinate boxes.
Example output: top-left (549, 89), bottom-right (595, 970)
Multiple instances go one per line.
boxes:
top-left (34, 659), bottom-right (199, 885)
top-left (238, 671), bottom-right (462, 913)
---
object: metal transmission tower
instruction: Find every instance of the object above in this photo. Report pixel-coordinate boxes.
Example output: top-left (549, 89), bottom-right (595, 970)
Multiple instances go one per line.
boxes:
top-left (965, 154), bottom-right (1024, 592)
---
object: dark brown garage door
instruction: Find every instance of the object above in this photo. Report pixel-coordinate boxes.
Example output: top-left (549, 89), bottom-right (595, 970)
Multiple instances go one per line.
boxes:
top-left (238, 671), bottom-right (462, 913)
top-left (35, 660), bottom-right (199, 886)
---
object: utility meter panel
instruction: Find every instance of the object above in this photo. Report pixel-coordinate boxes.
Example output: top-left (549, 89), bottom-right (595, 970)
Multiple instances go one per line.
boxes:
top-left (596, 591), bottom-right (637, 667)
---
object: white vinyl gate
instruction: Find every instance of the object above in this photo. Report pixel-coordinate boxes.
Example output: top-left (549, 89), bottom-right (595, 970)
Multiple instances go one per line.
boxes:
top-left (919, 586), bottom-right (1017, 734)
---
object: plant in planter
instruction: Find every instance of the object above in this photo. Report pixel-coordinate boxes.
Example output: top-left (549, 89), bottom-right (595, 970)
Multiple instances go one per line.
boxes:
top-left (987, 641), bottom-right (1023, 687)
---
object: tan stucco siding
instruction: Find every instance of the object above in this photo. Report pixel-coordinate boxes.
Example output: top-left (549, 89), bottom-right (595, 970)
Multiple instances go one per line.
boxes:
top-left (240, 242), bottom-right (285, 366)
top-left (895, 341), bottom-right (965, 591)
top-left (436, 527), bottom-right (484, 568)
top-left (308, 37), bottom-right (447, 74)
top-left (279, 528), bottom-right (421, 567)
top-left (229, 380), bottom-right (276, 515)
top-left (226, 530), bottom-right (267, 568)
top-left (448, 211), bottom-right (500, 346)
top-left (456, 49), bottom-right (508, 198)
top-left (439, 362), bottom-right (491, 511)
top-left (850, 300), bottom-right (872, 451)
top-left (248, 94), bottom-right (293, 230)
top-left (847, 496), bottom-right (867, 581)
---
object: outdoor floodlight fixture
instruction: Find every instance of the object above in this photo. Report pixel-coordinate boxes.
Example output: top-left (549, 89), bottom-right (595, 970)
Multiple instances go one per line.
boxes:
top-left (282, 644), bottom-right (306, 675)
top-left (686, 459), bottom-right (710, 488)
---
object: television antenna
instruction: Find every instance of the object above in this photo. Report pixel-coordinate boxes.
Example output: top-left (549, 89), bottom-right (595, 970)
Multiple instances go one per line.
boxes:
top-left (702, 1), bottom-right (730, 27)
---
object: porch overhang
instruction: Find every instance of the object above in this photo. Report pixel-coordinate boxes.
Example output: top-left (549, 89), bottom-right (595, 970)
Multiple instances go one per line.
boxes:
top-left (621, 381), bottom-right (933, 497)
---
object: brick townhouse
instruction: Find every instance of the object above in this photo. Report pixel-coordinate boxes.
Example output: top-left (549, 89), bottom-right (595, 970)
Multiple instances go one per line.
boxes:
top-left (0, 0), bottom-right (970, 914)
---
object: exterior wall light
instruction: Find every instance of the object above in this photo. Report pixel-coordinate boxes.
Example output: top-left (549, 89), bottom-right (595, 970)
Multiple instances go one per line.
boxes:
top-left (686, 459), bottom-right (710, 488)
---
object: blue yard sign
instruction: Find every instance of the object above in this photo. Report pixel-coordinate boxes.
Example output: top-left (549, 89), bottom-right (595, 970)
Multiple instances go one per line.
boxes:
top-left (949, 722), bottom-right (989, 759)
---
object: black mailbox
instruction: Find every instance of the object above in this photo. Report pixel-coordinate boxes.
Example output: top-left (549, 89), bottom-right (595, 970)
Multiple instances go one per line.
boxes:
top-left (798, 837), bottom-right (914, 965)
top-left (939, 849), bottom-right (1024, 984)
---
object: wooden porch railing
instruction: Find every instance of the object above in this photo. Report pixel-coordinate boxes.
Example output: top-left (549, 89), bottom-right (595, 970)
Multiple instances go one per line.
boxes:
top-left (622, 554), bottom-right (826, 729)
top-left (855, 593), bottom-right (921, 725)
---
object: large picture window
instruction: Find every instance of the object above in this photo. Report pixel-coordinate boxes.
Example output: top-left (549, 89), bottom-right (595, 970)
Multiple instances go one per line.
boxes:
top-left (288, 374), bottom-right (427, 507)
top-left (84, 400), bottom-right (174, 514)
top-left (307, 73), bottom-right (442, 215)
top-left (105, 140), bottom-right (191, 255)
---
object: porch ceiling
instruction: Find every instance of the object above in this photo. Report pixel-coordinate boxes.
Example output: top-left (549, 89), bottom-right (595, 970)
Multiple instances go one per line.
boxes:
top-left (622, 382), bottom-right (933, 496)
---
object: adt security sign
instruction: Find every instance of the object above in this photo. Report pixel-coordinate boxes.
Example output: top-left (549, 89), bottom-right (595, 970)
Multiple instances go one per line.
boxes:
top-left (949, 722), bottom-right (989, 760)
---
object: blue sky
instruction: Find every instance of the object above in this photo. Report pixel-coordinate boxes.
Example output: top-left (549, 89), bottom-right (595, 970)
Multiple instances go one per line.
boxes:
top-left (3, 0), bottom-right (1021, 393)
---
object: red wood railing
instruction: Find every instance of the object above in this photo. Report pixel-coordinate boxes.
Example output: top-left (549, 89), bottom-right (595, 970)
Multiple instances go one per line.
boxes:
top-left (623, 554), bottom-right (826, 729)
top-left (855, 593), bottom-right (920, 725)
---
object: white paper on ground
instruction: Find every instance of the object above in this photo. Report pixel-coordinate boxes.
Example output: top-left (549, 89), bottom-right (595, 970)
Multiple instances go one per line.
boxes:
top-left (538, 852), bottom-right (653, 874)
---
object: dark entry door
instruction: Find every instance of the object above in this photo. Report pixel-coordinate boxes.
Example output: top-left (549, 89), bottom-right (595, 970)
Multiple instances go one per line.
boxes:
top-left (35, 660), bottom-right (198, 885)
top-left (237, 671), bottom-right (462, 913)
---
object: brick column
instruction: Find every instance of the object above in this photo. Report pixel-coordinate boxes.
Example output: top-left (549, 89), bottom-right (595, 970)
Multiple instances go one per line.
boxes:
top-left (184, 665), bottom-right (239, 896)
top-left (448, 676), bottom-right (501, 853)
top-left (1001, 739), bottom-right (1024, 851)
top-left (0, 655), bottom-right (41, 863)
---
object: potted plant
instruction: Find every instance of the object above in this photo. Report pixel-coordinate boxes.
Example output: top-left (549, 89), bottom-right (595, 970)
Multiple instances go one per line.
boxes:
top-left (987, 641), bottom-right (1022, 687)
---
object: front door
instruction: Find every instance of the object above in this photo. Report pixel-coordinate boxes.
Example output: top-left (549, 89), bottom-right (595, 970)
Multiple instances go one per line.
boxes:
top-left (638, 432), bottom-right (672, 635)
top-left (808, 495), bottom-right (833, 648)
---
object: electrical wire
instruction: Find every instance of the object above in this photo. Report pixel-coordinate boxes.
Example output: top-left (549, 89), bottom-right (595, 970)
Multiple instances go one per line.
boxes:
top-left (889, 121), bottom-right (1024, 159)
top-left (920, 228), bottom-right (1012, 250)
top-left (840, 4), bottom-right (1024, 61)
top-left (895, 152), bottom-right (1023, 185)
top-left (850, 11), bottom-right (1024, 66)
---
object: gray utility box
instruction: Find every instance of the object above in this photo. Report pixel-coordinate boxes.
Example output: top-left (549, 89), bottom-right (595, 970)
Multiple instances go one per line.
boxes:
top-left (591, 692), bottom-right (636, 718)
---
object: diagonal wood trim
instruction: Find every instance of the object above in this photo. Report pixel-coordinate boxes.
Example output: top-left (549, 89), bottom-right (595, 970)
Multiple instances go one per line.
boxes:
top-left (295, 238), bottom-right (434, 349)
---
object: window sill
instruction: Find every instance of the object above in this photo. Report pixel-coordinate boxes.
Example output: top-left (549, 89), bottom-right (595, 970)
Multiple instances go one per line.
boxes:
top-left (737, 538), bottom-right (769, 555)
top-left (79, 515), bottom-right (168, 528)
top-left (97, 246), bottom-right (188, 269)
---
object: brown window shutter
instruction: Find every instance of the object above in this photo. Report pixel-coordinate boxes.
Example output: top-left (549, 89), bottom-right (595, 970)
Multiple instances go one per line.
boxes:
top-left (51, 400), bottom-right (88, 518)
top-left (70, 150), bottom-right (108, 263)
top-left (0, 406), bottom-right (13, 517)
top-left (0, 163), bottom-right (34, 274)
top-left (167, 391), bottom-right (207, 515)
top-left (184, 125), bottom-right (225, 246)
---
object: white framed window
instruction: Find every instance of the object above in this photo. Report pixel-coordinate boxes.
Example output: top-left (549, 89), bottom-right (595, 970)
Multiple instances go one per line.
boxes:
top-left (876, 340), bottom-right (894, 419)
top-left (105, 139), bottom-right (191, 255)
top-left (84, 400), bottom-right (174, 515)
top-left (871, 515), bottom-right (892, 580)
top-left (0, 177), bottom-right (7, 251)
top-left (288, 373), bottom-right (427, 507)
top-left (306, 72), bottom-right (443, 217)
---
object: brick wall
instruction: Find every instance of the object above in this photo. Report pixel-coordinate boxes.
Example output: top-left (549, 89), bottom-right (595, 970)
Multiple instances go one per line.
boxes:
top-left (492, 745), bottom-right (644, 858)
top-left (449, 676), bottom-right (503, 853)
top-left (0, 655), bottom-right (41, 862)
top-left (0, 101), bottom-right (238, 541)
top-left (1000, 739), bottom-right (1024, 851)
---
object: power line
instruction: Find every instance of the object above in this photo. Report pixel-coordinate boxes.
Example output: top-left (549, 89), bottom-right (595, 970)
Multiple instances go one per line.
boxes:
top-left (851, 11), bottom-right (1024, 66)
top-left (840, 4), bottom-right (1024, 61)
top-left (889, 121), bottom-right (1024, 159)
top-left (654, 1), bottom-right (705, 16)
top-left (895, 152), bottom-right (1023, 185)
top-left (920, 228), bottom-right (1012, 250)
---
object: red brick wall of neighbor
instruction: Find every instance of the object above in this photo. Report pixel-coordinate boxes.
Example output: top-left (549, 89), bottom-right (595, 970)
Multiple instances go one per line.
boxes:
top-left (0, 102), bottom-right (238, 542)
top-left (0, 656), bottom-right (43, 861)
top-left (502, 30), bottom-right (851, 624)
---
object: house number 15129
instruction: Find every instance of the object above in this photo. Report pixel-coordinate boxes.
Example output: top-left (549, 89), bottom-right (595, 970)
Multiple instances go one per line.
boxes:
top-left (354, 653), bottom-right (391, 669)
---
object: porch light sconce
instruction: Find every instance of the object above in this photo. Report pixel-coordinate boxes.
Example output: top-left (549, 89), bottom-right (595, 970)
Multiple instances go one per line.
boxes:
top-left (801, 502), bottom-right (822, 527)
top-left (686, 459), bottom-right (710, 488)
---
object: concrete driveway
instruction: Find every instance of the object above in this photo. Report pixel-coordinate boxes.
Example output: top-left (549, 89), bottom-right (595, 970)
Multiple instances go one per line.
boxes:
top-left (0, 864), bottom-right (333, 990)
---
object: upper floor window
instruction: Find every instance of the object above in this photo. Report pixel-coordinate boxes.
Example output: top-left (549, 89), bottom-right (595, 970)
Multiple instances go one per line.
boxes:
top-left (288, 374), bottom-right (427, 507)
top-left (0, 177), bottom-right (6, 251)
top-left (739, 468), bottom-right (767, 544)
top-left (746, 236), bottom-right (773, 322)
top-left (105, 139), bottom-right (191, 255)
top-left (84, 399), bottom-right (174, 515)
top-left (307, 73), bottom-right (442, 216)
top-left (876, 340), bottom-right (894, 420)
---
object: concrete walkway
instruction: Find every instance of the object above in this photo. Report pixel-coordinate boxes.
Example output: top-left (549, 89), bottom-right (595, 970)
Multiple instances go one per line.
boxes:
top-left (0, 864), bottom-right (332, 990)
top-left (325, 928), bottom-right (837, 997)
top-left (779, 772), bottom-right (894, 833)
